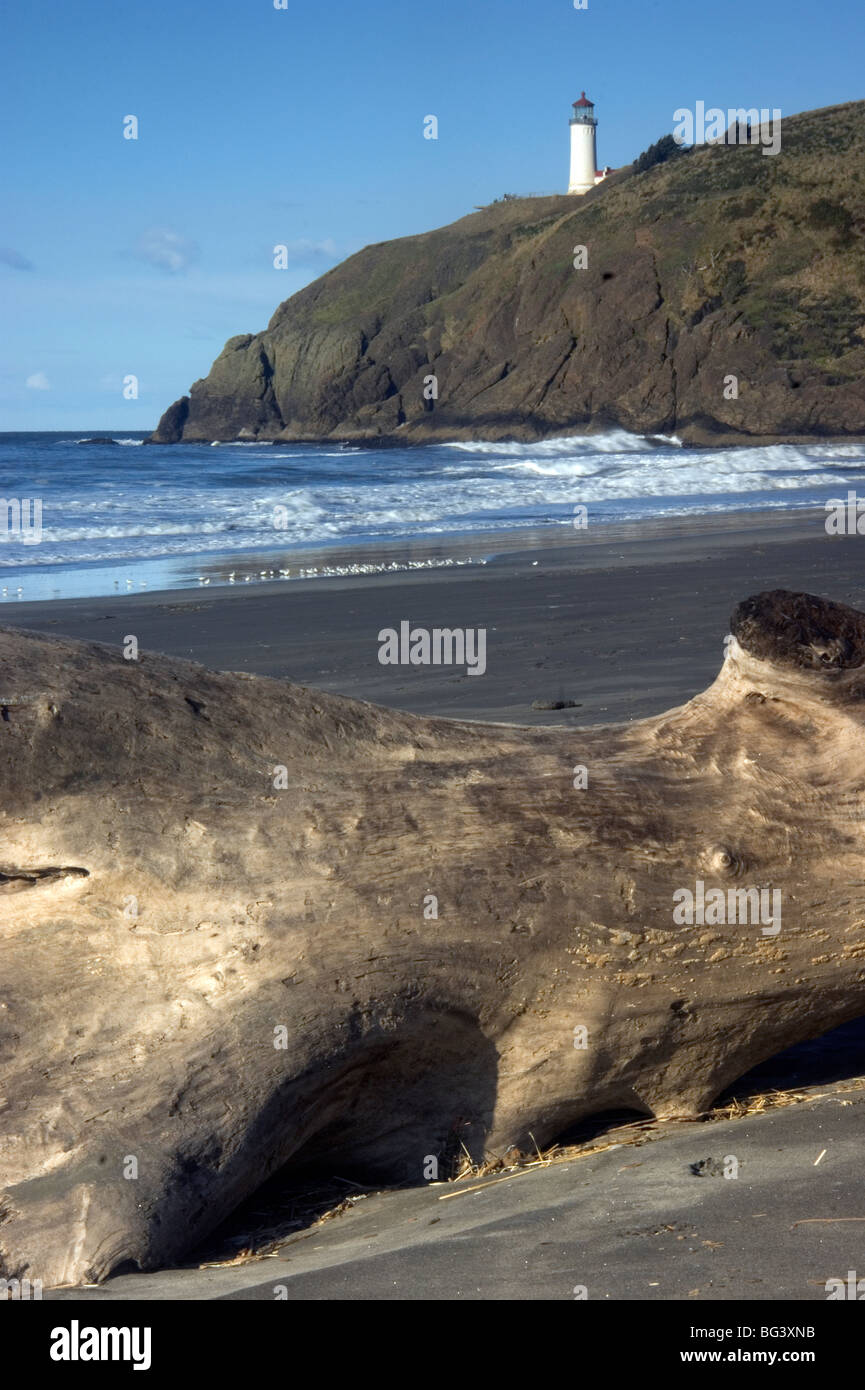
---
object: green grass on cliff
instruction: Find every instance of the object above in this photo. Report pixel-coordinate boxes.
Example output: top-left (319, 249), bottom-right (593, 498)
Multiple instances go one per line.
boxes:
top-left (161, 100), bottom-right (865, 445)
top-left (583, 102), bottom-right (865, 374)
top-left (270, 100), bottom-right (865, 382)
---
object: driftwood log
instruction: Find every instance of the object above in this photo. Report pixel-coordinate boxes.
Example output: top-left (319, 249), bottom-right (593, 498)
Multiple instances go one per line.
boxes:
top-left (2, 589), bottom-right (865, 1287)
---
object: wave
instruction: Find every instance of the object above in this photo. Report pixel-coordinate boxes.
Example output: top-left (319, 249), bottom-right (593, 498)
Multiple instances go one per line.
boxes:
top-left (4, 431), bottom-right (865, 577)
top-left (75, 437), bottom-right (144, 445)
top-left (442, 430), bottom-right (671, 457)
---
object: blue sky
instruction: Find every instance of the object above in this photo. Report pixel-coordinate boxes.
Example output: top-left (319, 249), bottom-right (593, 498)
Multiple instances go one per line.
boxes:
top-left (1, 0), bottom-right (861, 430)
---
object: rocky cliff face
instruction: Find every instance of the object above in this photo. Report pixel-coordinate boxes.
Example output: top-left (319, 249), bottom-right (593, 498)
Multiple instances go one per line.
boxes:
top-left (150, 101), bottom-right (865, 446)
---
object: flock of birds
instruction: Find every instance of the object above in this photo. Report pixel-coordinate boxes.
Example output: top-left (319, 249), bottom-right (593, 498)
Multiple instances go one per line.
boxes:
top-left (193, 556), bottom-right (484, 586)
top-left (0, 555), bottom-right (486, 600)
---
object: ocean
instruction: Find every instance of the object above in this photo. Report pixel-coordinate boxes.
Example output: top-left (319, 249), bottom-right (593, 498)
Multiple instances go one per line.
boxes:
top-left (1, 428), bottom-right (864, 602)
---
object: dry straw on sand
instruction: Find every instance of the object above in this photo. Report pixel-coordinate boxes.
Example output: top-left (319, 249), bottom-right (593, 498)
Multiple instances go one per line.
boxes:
top-left (196, 1074), bottom-right (865, 1267)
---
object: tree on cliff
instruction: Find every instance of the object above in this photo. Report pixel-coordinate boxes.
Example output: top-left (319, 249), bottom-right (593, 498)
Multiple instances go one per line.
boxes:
top-left (633, 133), bottom-right (688, 174)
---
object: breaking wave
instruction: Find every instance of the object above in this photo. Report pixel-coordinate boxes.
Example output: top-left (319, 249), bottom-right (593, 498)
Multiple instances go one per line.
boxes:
top-left (1, 429), bottom-right (863, 571)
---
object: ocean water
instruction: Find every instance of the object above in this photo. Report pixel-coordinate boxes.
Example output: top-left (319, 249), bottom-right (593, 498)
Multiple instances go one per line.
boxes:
top-left (0, 428), bottom-right (863, 601)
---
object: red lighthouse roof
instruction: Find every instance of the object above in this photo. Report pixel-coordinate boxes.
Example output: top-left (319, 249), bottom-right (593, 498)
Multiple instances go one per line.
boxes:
top-left (573, 91), bottom-right (594, 107)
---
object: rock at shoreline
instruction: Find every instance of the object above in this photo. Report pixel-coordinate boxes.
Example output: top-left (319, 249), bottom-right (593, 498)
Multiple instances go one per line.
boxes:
top-left (531, 698), bottom-right (582, 710)
top-left (150, 101), bottom-right (865, 448)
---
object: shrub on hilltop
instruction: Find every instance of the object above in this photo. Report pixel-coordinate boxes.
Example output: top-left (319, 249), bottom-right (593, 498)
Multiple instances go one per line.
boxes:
top-left (633, 133), bottom-right (688, 174)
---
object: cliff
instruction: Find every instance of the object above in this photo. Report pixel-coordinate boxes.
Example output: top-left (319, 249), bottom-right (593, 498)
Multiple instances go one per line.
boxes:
top-left (150, 101), bottom-right (865, 447)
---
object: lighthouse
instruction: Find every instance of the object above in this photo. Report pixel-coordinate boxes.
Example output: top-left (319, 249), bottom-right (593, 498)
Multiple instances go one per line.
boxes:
top-left (568, 91), bottom-right (611, 195)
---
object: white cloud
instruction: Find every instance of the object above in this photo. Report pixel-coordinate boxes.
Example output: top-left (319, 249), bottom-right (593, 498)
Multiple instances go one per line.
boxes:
top-left (275, 237), bottom-right (339, 266)
top-left (134, 228), bottom-right (200, 274)
top-left (96, 372), bottom-right (133, 393)
top-left (25, 371), bottom-right (50, 390)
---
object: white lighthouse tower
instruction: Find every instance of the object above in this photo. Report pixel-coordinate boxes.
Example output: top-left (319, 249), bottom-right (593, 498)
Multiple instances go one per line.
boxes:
top-left (568, 91), bottom-right (610, 195)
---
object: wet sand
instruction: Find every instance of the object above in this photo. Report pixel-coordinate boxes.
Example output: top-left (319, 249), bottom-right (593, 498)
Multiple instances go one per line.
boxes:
top-left (3, 507), bottom-right (863, 727)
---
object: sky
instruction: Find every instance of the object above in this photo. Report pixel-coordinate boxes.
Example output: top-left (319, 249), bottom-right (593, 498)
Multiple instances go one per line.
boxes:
top-left (1, 0), bottom-right (862, 430)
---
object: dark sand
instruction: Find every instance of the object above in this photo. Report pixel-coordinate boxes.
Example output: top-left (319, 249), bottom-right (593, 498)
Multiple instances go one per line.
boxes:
top-left (47, 1082), bottom-right (865, 1301)
top-left (4, 508), bottom-right (864, 726)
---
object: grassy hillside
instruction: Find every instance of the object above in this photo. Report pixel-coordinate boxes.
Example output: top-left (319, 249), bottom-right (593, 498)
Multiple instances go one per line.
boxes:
top-left (151, 101), bottom-right (865, 446)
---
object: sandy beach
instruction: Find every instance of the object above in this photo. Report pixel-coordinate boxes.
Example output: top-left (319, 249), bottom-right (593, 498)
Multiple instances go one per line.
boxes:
top-left (4, 506), bottom-right (863, 726)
